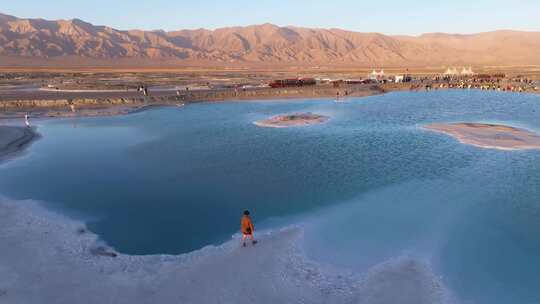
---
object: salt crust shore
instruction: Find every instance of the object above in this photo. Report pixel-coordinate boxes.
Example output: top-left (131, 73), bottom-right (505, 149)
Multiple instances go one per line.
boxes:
top-left (0, 125), bottom-right (39, 161)
top-left (425, 123), bottom-right (540, 151)
top-left (0, 84), bottom-right (383, 120)
top-left (0, 198), bottom-right (453, 304)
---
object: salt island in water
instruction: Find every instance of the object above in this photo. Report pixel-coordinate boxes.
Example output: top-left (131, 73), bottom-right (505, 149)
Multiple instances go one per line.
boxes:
top-left (425, 122), bottom-right (540, 150)
top-left (254, 112), bottom-right (329, 128)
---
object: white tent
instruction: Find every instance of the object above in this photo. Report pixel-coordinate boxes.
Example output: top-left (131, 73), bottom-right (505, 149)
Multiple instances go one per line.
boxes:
top-left (443, 67), bottom-right (459, 76)
top-left (369, 69), bottom-right (385, 80)
top-left (460, 67), bottom-right (475, 76)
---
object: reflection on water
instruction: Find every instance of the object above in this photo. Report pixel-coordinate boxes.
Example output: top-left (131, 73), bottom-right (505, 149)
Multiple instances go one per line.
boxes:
top-left (1, 90), bottom-right (540, 303)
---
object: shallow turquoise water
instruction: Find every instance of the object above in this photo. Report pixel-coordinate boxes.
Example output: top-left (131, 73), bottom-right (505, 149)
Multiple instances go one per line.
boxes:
top-left (1, 90), bottom-right (540, 303)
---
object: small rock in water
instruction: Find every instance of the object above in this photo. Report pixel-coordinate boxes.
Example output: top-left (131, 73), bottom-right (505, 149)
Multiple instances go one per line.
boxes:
top-left (76, 227), bottom-right (87, 235)
top-left (90, 246), bottom-right (118, 258)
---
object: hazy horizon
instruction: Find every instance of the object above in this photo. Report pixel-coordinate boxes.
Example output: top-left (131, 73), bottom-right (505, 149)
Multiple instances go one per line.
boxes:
top-left (3, 0), bottom-right (540, 35)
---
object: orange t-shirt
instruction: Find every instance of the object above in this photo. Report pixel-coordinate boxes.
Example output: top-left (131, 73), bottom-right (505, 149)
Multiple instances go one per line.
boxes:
top-left (241, 216), bottom-right (254, 234)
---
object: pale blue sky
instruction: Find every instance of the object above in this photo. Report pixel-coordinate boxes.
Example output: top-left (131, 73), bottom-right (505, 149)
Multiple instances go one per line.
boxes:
top-left (3, 0), bottom-right (540, 35)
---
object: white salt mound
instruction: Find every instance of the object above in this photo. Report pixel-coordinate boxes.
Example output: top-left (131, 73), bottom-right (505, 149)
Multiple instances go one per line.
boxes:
top-left (0, 199), bottom-right (453, 304)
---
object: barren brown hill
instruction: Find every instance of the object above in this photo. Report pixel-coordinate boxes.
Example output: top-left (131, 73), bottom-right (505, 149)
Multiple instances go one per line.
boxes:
top-left (1, 13), bottom-right (540, 68)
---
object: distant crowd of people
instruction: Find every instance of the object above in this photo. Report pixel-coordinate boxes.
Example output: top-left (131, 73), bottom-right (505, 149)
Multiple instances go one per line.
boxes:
top-left (409, 80), bottom-right (539, 92)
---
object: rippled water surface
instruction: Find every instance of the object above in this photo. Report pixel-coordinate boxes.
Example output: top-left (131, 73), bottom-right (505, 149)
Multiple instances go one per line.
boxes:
top-left (1, 90), bottom-right (540, 303)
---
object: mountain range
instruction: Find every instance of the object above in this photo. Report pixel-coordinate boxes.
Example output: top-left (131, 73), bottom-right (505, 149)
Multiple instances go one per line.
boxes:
top-left (1, 13), bottom-right (540, 67)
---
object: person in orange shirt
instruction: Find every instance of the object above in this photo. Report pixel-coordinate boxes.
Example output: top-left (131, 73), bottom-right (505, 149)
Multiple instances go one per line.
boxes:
top-left (241, 210), bottom-right (257, 247)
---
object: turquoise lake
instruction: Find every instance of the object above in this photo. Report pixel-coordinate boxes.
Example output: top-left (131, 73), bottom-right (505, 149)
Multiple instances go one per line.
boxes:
top-left (1, 90), bottom-right (540, 303)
